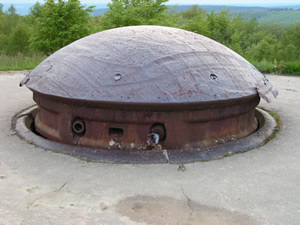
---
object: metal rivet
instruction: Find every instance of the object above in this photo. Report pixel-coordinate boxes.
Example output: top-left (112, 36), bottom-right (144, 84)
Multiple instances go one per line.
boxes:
top-left (114, 73), bottom-right (122, 81)
top-left (46, 65), bottom-right (52, 72)
top-left (210, 74), bottom-right (218, 80)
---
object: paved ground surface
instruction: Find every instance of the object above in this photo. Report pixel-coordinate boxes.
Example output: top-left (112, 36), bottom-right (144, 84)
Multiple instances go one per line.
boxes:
top-left (0, 71), bottom-right (299, 225)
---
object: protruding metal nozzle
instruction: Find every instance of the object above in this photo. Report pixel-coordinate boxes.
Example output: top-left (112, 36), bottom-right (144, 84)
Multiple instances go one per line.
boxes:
top-left (147, 133), bottom-right (160, 146)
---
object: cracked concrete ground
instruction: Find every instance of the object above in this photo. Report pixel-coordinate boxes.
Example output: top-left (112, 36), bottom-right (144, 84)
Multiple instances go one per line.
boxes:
top-left (0, 72), bottom-right (300, 225)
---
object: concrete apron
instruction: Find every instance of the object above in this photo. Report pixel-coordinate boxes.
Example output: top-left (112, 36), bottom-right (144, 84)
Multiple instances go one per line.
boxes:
top-left (0, 72), bottom-right (300, 225)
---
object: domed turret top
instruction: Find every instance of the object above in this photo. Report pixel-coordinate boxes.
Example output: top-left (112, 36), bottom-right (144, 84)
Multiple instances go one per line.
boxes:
top-left (21, 25), bottom-right (278, 104)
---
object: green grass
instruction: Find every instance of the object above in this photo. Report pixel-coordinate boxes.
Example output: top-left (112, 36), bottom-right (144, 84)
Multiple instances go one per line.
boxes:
top-left (268, 111), bottom-right (281, 130)
top-left (0, 53), bottom-right (46, 71)
top-left (251, 60), bottom-right (300, 75)
top-left (264, 111), bottom-right (280, 144)
top-left (284, 61), bottom-right (300, 75)
top-left (224, 151), bottom-right (233, 157)
top-left (251, 59), bottom-right (274, 73)
top-left (258, 107), bottom-right (281, 144)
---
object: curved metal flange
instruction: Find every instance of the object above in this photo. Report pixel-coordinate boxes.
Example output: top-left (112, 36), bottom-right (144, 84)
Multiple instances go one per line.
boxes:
top-left (12, 105), bottom-right (277, 164)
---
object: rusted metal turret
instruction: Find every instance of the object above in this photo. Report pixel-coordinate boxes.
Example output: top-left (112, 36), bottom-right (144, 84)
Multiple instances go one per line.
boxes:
top-left (20, 26), bottom-right (278, 152)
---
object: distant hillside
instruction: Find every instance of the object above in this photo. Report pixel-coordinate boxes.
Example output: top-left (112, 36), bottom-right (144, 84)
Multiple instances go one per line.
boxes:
top-left (1, 3), bottom-right (108, 16)
top-left (2, 2), bottom-right (300, 24)
top-left (92, 5), bottom-right (300, 25)
top-left (91, 8), bottom-right (108, 17)
top-left (169, 5), bottom-right (267, 12)
top-left (232, 8), bottom-right (300, 25)
top-left (254, 10), bottom-right (300, 25)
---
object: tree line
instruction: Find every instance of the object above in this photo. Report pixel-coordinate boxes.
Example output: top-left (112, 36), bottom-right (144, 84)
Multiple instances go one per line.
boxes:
top-left (0, 0), bottom-right (299, 74)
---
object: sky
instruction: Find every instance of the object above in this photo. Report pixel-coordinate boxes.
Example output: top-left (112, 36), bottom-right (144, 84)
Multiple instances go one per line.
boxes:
top-left (2, 0), bottom-right (300, 5)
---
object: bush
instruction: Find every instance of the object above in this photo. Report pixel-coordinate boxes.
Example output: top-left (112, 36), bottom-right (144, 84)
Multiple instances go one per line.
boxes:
top-left (284, 61), bottom-right (300, 75)
top-left (251, 59), bottom-right (274, 73)
top-left (30, 0), bottom-right (94, 55)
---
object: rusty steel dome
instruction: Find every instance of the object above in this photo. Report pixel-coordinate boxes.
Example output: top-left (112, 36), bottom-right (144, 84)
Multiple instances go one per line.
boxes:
top-left (20, 25), bottom-right (278, 153)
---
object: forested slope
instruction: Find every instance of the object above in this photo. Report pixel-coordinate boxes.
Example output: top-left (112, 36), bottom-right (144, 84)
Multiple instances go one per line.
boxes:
top-left (92, 5), bottom-right (300, 25)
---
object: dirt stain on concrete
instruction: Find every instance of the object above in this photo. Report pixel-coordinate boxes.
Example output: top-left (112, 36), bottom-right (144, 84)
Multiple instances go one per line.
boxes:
top-left (116, 196), bottom-right (260, 225)
top-left (26, 186), bottom-right (40, 193)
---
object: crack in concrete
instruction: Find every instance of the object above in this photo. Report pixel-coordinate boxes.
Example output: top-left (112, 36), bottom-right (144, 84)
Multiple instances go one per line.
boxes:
top-left (180, 186), bottom-right (193, 217)
top-left (57, 181), bottom-right (68, 191)
top-left (27, 181), bottom-right (68, 209)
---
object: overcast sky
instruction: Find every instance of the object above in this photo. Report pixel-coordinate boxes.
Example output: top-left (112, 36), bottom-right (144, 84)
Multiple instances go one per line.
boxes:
top-left (2, 0), bottom-right (300, 5)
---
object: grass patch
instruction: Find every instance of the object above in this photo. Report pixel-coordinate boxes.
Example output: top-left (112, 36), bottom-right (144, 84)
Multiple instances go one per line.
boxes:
top-left (268, 111), bottom-right (281, 131)
top-left (224, 152), bottom-right (233, 157)
top-left (251, 60), bottom-right (300, 75)
top-left (251, 59), bottom-right (274, 73)
top-left (177, 164), bottom-right (186, 172)
top-left (0, 53), bottom-right (46, 71)
top-left (258, 107), bottom-right (281, 144)
top-left (284, 61), bottom-right (300, 75)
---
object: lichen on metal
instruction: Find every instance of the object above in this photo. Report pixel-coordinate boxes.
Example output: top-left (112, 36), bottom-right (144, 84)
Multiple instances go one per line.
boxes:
top-left (20, 25), bottom-right (278, 152)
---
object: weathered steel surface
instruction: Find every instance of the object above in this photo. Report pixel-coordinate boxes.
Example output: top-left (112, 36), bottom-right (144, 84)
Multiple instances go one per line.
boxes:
top-left (20, 26), bottom-right (278, 151)
top-left (21, 26), bottom-right (277, 104)
top-left (14, 106), bottom-right (277, 163)
top-left (32, 92), bottom-right (259, 150)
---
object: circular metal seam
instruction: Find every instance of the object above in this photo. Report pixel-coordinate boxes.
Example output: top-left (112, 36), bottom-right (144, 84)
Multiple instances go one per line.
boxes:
top-left (32, 91), bottom-right (260, 112)
top-left (13, 106), bottom-right (277, 164)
